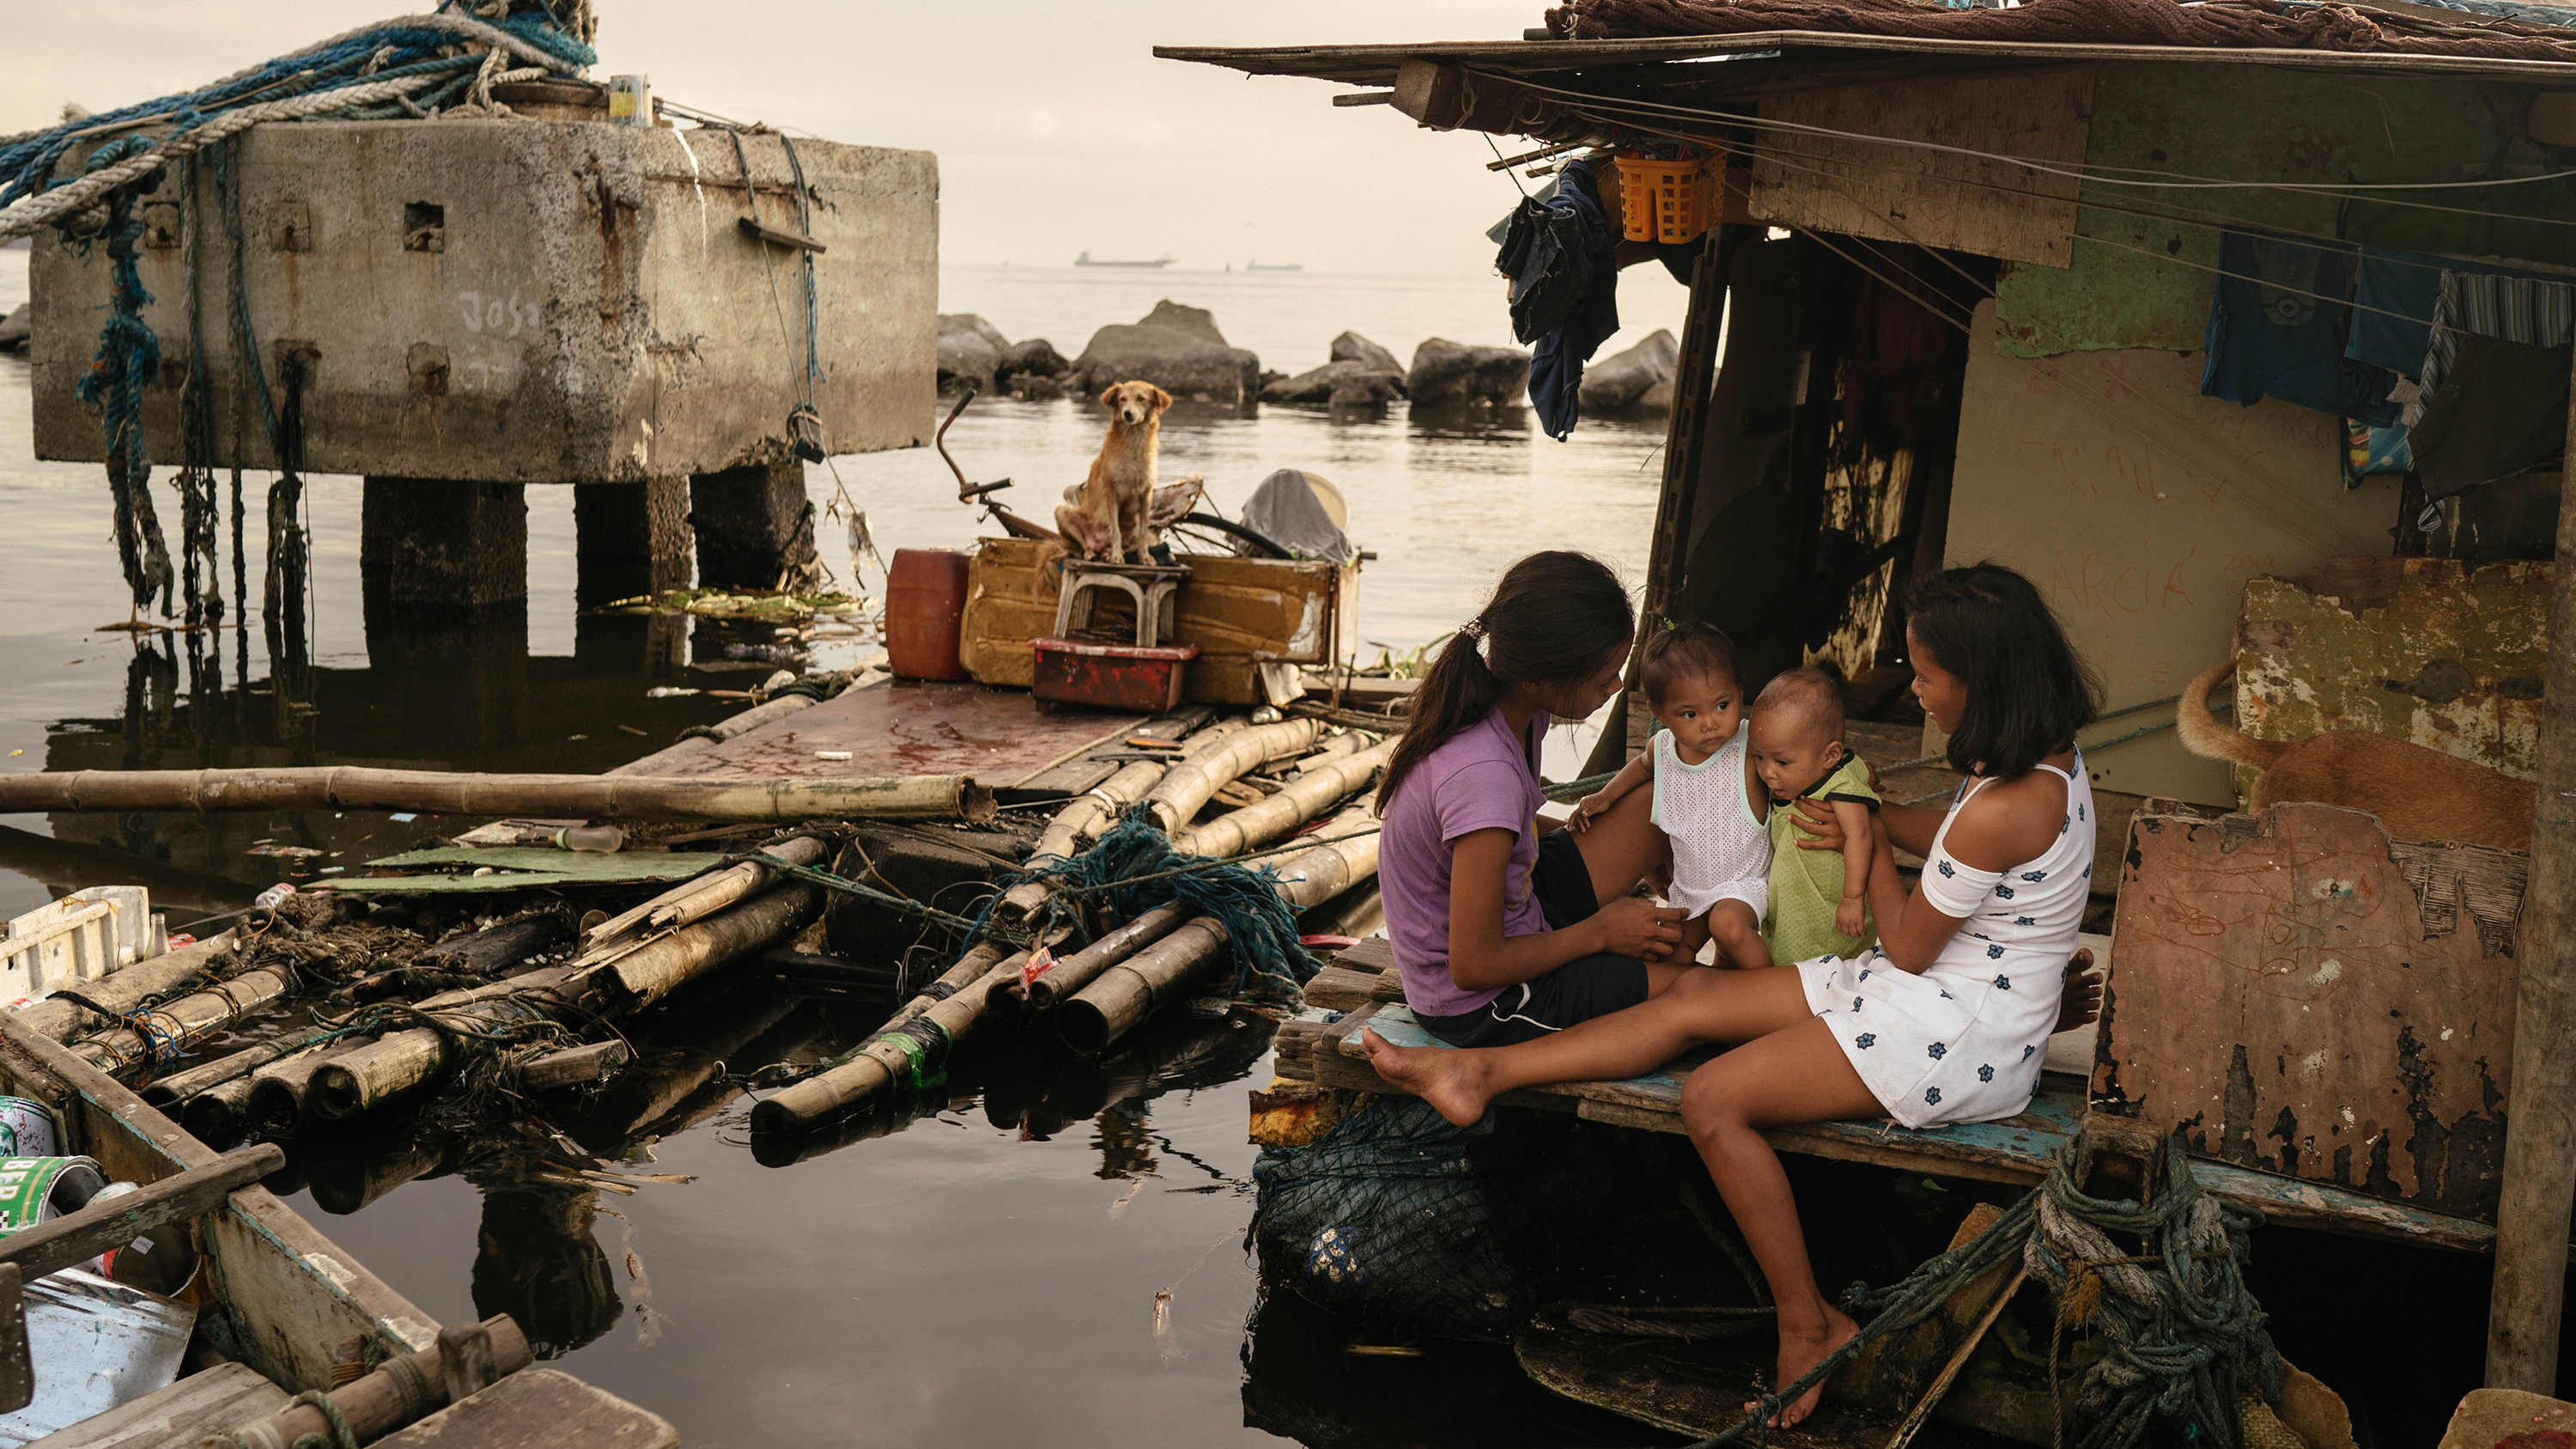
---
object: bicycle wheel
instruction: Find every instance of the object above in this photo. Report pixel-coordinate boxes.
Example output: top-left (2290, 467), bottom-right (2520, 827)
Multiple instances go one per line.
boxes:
top-left (1163, 513), bottom-right (1293, 560)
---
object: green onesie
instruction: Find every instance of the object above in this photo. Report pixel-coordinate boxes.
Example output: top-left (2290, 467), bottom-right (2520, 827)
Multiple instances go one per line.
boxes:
top-left (1761, 751), bottom-right (1881, 965)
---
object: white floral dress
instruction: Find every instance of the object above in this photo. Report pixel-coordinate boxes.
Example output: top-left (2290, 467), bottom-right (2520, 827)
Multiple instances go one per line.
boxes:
top-left (1795, 755), bottom-right (2093, 1128)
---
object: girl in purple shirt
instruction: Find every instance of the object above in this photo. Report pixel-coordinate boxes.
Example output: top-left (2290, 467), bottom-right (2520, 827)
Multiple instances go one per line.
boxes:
top-left (1376, 551), bottom-right (1694, 1046)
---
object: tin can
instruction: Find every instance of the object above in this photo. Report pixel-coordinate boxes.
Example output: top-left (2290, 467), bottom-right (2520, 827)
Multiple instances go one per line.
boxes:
top-left (0, 1099), bottom-right (59, 1160)
top-left (607, 75), bottom-right (653, 126)
top-left (0, 1156), bottom-right (106, 1233)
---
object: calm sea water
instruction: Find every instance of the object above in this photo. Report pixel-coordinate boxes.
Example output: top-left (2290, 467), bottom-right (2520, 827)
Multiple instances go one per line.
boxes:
top-left (0, 252), bottom-right (1682, 1447)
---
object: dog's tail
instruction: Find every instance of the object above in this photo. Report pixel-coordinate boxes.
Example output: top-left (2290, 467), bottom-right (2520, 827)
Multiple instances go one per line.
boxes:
top-left (2173, 660), bottom-right (2283, 770)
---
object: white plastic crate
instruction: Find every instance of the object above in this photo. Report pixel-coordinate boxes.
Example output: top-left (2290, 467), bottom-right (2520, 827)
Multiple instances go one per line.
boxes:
top-left (0, 887), bottom-right (158, 1007)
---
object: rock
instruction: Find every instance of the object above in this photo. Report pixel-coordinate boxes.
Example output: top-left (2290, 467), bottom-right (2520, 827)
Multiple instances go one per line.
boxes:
top-left (1579, 328), bottom-right (1679, 412)
top-left (1070, 301), bottom-right (1261, 405)
top-left (1010, 375), bottom-right (1067, 401)
top-left (1262, 359), bottom-right (1404, 406)
top-left (0, 302), bottom-right (27, 354)
top-left (937, 314), bottom-right (1004, 393)
top-left (1636, 376), bottom-right (1675, 412)
top-left (997, 337), bottom-right (1068, 381)
top-left (1330, 331), bottom-right (1402, 376)
top-left (942, 313), bottom-right (1010, 353)
top-left (1406, 338), bottom-right (1531, 408)
top-left (1328, 372), bottom-right (1403, 408)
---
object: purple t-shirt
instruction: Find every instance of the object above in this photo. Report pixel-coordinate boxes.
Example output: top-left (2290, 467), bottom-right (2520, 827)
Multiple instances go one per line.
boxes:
top-left (1378, 708), bottom-right (1553, 1018)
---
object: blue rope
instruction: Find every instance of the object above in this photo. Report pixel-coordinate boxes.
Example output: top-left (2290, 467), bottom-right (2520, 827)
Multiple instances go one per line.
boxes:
top-left (987, 813), bottom-right (1325, 999)
top-left (72, 137), bottom-right (174, 613)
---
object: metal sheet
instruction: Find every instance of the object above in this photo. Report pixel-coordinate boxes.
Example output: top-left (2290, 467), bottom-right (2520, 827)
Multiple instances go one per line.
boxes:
top-left (0, 1270), bottom-right (194, 1447)
top-left (662, 679), bottom-right (1142, 788)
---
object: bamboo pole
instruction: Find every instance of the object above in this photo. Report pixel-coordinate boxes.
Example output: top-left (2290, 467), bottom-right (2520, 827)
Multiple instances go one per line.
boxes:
top-left (416, 914), bottom-right (566, 974)
top-left (749, 953), bottom-right (1026, 1133)
top-left (1142, 718), bottom-right (1325, 831)
top-left (578, 836), bottom-right (824, 955)
top-left (887, 941), bottom-right (1012, 1030)
top-left (222, 1314), bottom-right (532, 1449)
top-left (993, 719), bottom-right (1250, 929)
top-left (307, 967), bottom-right (580, 1123)
top-left (0, 768), bottom-right (996, 823)
top-left (13, 930), bottom-right (239, 1043)
top-left (2485, 354), bottom-right (2576, 1390)
top-left (70, 966), bottom-right (296, 1074)
top-left (1054, 801), bottom-right (1381, 1055)
top-left (246, 1034), bottom-right (382, 1136)
top-left (138, 1023), bottom-right (330, 1108)
top-left (179, 1076), bottom-right (258, 1146)
top-left (582, 882), bottom-right (821, 1014)
top-left (1173, 738), bottom-right (1393, 858)
top-left (1025, 905), bottom-right (1192, 1010)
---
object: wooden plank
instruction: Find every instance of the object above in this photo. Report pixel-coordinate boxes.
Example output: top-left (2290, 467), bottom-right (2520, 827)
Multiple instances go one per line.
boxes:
top-left (0, 1145), bottom-right (282, 1281)
top-left (370, 1368), bottom-right (677, 1449)
top-left (335, 849), bottom-right (727, 894)
top-left (1292, 1002), bottom-right (2501, 1253)
top-left (1301, 965), bottom-right (1383, 1012)
top-left (654, 677), bottom-right (1144, 788)
top-left (2098, 801), bottom-right (2521, 1222)
top-left (1332, 935), bottom-right (1395, 975)
top-left (26, 1360), bottom-right (288, 1449)
top-left (1748, 68), bottom-right (2093, 268)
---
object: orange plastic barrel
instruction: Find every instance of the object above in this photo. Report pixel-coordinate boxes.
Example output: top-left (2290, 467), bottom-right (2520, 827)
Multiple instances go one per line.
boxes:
top-left (884, 547), bottom-right (973, 681)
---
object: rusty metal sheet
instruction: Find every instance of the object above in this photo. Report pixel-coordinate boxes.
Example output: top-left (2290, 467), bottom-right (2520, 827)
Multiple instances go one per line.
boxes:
top-left (2095, 801), bottom-right (2524, 1221)
top-left (660, 679), bottom-right (1142, 788)
top-left (2236, 557), bottom-right (2550, 786)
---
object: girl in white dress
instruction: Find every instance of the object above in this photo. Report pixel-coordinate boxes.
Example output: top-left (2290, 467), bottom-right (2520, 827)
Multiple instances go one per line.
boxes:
top-left (1365, 563), bottom-right (2105, 1431)
top-left (1569, 624), bottom-right (1772, 968)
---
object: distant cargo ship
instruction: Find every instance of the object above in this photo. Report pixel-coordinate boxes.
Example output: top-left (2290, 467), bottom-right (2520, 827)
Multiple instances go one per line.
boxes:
top-left (1247, 260), bottom-right (1303, 271)
top-left (1074, 251), bottom-right (1176, 268)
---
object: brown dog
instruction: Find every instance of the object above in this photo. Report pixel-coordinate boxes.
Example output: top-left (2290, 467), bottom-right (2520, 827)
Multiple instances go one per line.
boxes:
top-left (2176, 660), bottom-right (2536, 851)
top-left (1053, 381), bottom-right (1171, 563)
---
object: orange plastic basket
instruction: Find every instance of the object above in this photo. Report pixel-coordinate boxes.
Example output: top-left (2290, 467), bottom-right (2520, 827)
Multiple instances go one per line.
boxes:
top-left (1613, 150), bottom-right (1716, 245)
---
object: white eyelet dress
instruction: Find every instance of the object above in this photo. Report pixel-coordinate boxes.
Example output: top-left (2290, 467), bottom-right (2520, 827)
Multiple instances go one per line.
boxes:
top-left (1649, 728), bottom-right (1771, 922)
top-left (1795, 755), bottom-right (2094, 1129)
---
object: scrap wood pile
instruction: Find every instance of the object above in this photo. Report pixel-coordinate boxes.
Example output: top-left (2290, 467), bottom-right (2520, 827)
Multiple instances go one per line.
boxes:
top-left (4, 703), bottom-right (1400, 1165)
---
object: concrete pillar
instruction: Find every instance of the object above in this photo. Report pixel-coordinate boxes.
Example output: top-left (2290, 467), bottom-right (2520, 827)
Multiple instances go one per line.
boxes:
top-left (574, 478), bottom-right (691, 673)
top-left (359, 478), bottom-right (528, 610)
top-left (690, 460), bottom-right (817, 590)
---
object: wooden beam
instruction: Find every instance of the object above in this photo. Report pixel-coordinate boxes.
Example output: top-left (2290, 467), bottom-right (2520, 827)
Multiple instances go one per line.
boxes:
top-left (1331, 91), bottom-right (1394, 107)
top-left (2485, 357), bottom-right (2576, 1388)
top-left (735, 216), bottom-right (825, 253)
top-left (0, 1145), bottom-right (281, 1282)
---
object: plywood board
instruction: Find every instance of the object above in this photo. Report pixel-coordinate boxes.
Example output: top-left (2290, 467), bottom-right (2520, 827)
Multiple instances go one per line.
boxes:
top-left (1947, 300), bottom-right (2402, 804)
top-left (1748, 69), bottom-right (2094, 268)
top-left (959, 538), bottom-right (1349, 705)
top-left (659, 677), bottom-right (1141, 787)
top-left (2235, 557), bottom-right (2551, 784)
top-left (2095, 801), bottom-right (2524, 1221)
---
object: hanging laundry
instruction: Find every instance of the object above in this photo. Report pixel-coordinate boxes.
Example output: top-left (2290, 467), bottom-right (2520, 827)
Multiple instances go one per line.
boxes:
top-left (2346, 245), bottom-right (2445, 378)
top-left (2409, 332), bottom-right (2570, 502)
top-left (2342, 418), bottom-right (2415, 489)
top-left (2201, 230), bottom-right (2399, 426)
top-left (1842, 259), bottom-right (1953, 441)
top-left (2417, 269), bottom-right (2575, 400)
top-left (1506, 161), bottom-right (1621, 441)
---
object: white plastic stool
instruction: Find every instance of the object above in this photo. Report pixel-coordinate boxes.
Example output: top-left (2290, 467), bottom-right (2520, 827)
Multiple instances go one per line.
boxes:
top-left (1053, 562), bottom-right (1191, 647)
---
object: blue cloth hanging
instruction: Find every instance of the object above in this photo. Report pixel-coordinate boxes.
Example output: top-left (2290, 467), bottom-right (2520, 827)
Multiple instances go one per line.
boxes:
top-left (1519, 163), bottom-right (1621, 441)
top-left (2201, 230), bottom-right (2399, 427)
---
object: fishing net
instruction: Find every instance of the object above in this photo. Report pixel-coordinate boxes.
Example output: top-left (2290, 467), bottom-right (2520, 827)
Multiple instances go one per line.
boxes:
top-left (1250, 1093), bottom-right (1612, 1341)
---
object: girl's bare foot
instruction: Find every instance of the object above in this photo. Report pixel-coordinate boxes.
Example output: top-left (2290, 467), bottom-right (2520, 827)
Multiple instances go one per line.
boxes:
top-left (1358, 1029), bottom-right (1496, 1127)
top-left (2055, 948), bottom-right (2102, 1033)
top-left (1753, 1306), bottom-right (1860, 1428)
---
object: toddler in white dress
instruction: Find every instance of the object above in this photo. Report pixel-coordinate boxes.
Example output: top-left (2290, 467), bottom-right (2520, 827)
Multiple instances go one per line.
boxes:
top-left (1570, 623), bottom-right (1773, 968)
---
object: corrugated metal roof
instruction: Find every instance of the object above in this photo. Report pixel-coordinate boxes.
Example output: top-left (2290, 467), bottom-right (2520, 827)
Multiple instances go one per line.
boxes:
top-left (1155, 28), bottom-right (2576, 87)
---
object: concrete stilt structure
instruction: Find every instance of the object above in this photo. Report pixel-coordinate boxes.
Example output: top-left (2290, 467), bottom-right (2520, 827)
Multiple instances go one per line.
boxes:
top-left (359, 478), bottom-right (529, 611)
top-left (574, 478), bottom-right (692, 672)
top-left (690, 460), bottom-right (818, 590)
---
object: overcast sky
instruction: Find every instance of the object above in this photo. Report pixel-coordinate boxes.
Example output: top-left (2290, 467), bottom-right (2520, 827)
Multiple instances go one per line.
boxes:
top-left (10, 2), bottom-right (1566, 276)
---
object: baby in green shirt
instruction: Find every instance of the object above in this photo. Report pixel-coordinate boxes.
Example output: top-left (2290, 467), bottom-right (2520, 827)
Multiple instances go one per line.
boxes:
top-left (1746, 667), bottom-right (1882, 965)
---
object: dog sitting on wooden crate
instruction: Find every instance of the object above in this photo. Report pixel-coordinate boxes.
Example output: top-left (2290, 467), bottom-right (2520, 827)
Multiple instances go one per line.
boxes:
top-left (1054, 380), bottom-right (1176, 563)
top-left (2177, 659), bottom-right (2536, 851)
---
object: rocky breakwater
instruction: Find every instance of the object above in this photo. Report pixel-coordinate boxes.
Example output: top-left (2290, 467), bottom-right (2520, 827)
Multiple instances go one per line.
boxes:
top-left (1067, 301), bottom-right (1262, 406)
top-left (1260, 331), bottom-right (1407, 408)
top-left (1577, 328), bottom-right (1677, 414)
top-left (938, 313), bottom-right (1075, 399)
top-left (0, 302), bottom-right (28, 355)
top-left (1406, 338), bottom-right (1532, 409)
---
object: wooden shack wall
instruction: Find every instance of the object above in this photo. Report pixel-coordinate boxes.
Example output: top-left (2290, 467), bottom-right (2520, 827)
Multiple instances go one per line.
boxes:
top-left (2097, 801), bottom-right (2525, 1221)
top-left (1947, 298), bottom-right (2402, 804)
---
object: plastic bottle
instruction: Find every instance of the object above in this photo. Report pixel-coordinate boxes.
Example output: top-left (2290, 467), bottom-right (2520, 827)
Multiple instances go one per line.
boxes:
top-left (555, 825), bottom-right (626, 854)
top-left (252, 883), bottom-right (296, 910)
